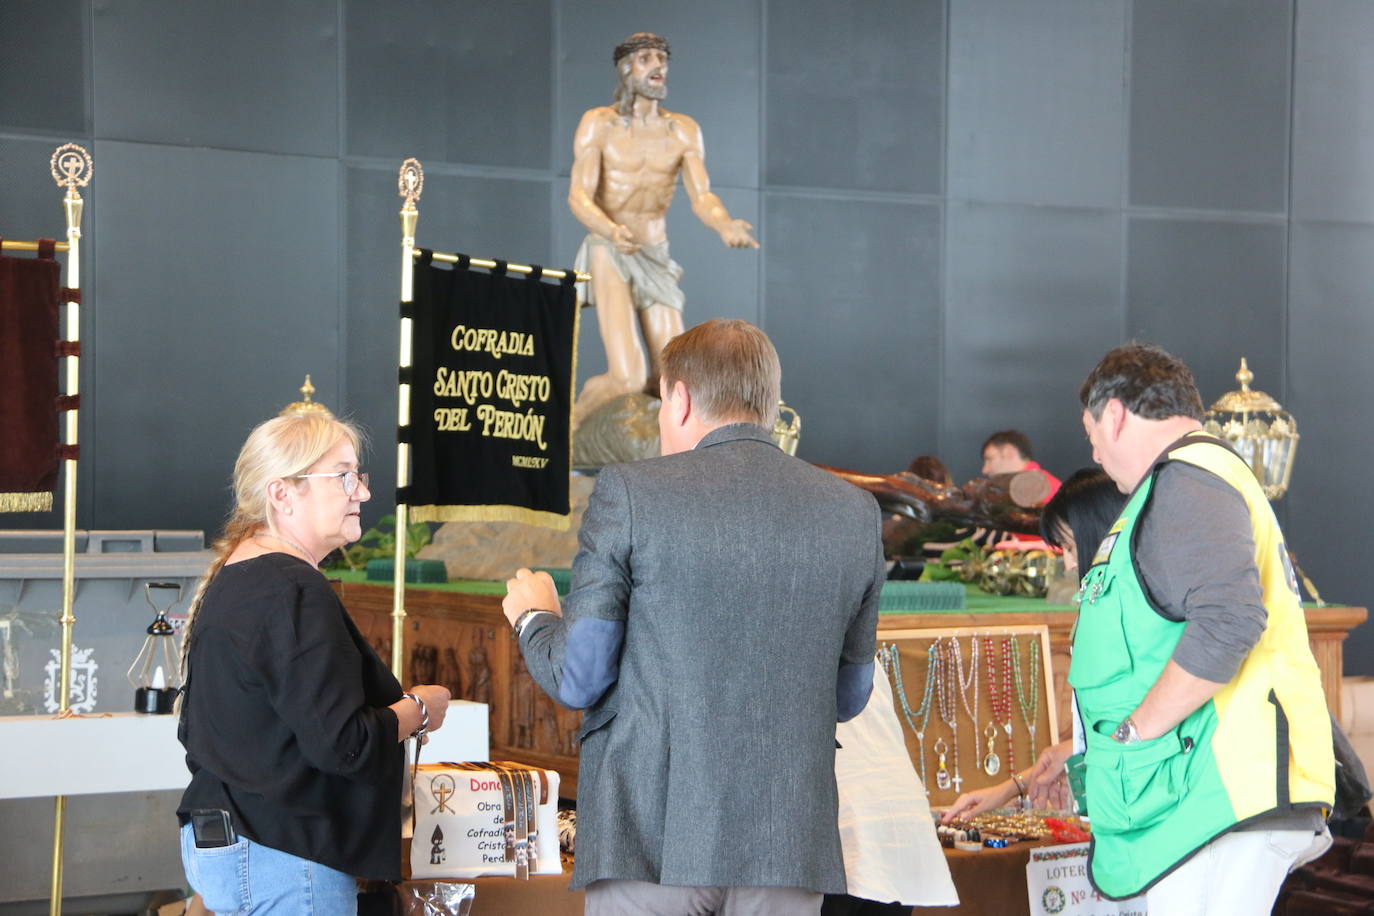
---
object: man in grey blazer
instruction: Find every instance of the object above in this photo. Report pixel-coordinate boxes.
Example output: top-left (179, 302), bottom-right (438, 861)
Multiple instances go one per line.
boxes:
top-left (504, 319), bottom-right (885, 915)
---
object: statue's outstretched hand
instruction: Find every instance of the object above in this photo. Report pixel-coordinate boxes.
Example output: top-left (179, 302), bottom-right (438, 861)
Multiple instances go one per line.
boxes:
top-left (720, 219), bottom-right (759, 249)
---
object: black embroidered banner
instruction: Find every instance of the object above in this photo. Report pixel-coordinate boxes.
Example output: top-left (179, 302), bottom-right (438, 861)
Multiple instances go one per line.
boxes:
top-left (407, 257), bottom-right (579, 529)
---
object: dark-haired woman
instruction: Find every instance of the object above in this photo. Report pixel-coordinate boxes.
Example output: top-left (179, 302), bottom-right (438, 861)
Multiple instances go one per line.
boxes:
top-left (942, 469), bottom-right (1126, 820)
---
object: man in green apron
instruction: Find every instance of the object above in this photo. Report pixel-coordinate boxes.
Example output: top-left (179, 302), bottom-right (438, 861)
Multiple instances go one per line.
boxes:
top-left (1072, 343), bottom-right (1333, 913)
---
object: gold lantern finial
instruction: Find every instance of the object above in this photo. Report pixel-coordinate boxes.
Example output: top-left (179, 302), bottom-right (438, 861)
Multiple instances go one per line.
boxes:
top-left (771, 400), bottom-right (801, 456)
top-left (279, 374), bottom-right (334, 418)
top-left (1204, 358), bottom-right (1297, 500)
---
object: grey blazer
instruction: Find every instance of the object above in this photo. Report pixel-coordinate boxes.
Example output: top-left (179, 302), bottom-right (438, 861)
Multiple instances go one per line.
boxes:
top-left (519, 423), bottom-right (885, 894)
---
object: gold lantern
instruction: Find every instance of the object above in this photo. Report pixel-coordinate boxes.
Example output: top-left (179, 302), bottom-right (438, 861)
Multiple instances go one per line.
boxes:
top-left (279, 374), bottom-right (335, 419)
top-left (772, 400), bottom-right (800, 456)
top-left (1203, 359), bottom-right (1298, 501)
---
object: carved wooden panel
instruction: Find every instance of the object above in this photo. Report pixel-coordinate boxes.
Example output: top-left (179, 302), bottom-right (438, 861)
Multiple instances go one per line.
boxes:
top-left (334, 581), bottom-right (1364, 801)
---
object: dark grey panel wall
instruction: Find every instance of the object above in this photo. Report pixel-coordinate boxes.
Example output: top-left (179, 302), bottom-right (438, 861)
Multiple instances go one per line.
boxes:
top-left (1129, 0), bottom-right (1291, 212)
top-left (766, 0), bottom-right (944, 193)
top-left (1125, 217), bottom-right (1287, 405)
top-left (92, 142), bottom-right (341, 534)
top-left (1286, 221), bottom-right (1374, 665)
top-left (0, 1), bottom-right (88, 135)
top-left (765, 194), bottom-right (941, 472)
top-left (2, 0), bottom-right (1372, 670)
top-left (1292, 0), bottom-right (1374, 223)
top-left (948, 0), bottom-right (1127, 209)
top-left (345, 0), bottom-right (553, 169)
top-left (944, 203), bottom-right (1122, 482)
top-left (92, 0), bottom-right (338, 155)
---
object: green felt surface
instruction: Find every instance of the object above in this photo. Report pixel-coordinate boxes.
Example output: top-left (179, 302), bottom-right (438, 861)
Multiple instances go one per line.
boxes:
top-left (327, 571), bottom-right (1336, 614)
top-left (328, 570), bottom-right (1081, 612)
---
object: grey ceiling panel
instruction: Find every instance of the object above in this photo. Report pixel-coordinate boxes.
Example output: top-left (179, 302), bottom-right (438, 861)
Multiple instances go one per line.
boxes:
top-left (1125, 216), bottom-right (1286, 408)
top-left (1292, 0), bottom-right (1374, 223)
top-left (766, 0), bottom-right (943, 194)
top-left (346, 0), bottom-right (552, 170)
top-left (764, 192), bottom-right (941, 473)
top-left (1128, 0), bottom-right (1290, 213)
top-left (944, 201), bottom-right (1123, 484)
top-left (0, 0), bottom-right (88, 135)
top-left (92, 141), bottom-right (341, 536)
top-left (92, 0), bottom-right (337, 156)
top-left (948, 0), bottom-right (1127, 208)
top-left (553, 0), bottom-right (760, 189)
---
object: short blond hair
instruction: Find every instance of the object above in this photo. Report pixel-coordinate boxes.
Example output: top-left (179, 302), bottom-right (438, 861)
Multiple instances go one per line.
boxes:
top-left (660, 319), bottom-right (780, 428)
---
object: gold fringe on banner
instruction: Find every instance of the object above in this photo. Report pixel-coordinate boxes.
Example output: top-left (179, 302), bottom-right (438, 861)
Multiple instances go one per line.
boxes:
top-left (0, 491), bottom-right (54, 512)
top-left (409, 503), bottom-right (572, 531)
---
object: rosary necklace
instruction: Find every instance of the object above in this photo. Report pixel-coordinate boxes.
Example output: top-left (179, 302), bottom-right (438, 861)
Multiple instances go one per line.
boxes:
top-left (983, 636), bottom-right (1013, 775)
top-left (255, 530), bottom-right (317, 567)
top-left (885, 643), bottom-right (937, 792)
top-left (951, 636), bottom-right (982, 771)
top-left (934, 638), bottom-right (962, 792)
top-left (1011, 635), bottom-right (1041, 753)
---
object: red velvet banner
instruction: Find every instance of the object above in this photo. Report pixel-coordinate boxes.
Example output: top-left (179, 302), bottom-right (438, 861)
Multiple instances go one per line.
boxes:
top-left (0, 242), bottom-right (62, 512)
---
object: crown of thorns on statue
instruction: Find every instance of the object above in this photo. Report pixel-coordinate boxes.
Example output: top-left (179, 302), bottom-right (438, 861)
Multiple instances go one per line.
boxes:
top-left (614, 33), bottom-right (670, 65)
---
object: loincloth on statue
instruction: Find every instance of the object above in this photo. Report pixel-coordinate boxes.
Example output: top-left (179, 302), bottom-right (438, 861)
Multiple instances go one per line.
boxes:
top-left (574, 234), bottom-right (685, 312)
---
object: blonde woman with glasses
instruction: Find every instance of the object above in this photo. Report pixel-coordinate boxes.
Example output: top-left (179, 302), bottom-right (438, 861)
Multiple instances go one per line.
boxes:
top-left (175, 414), bottom-right (451, 914)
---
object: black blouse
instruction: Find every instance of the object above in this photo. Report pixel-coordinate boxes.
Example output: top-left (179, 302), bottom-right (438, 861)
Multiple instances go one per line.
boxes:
top-left (177, 552), bottom-right (404, 880)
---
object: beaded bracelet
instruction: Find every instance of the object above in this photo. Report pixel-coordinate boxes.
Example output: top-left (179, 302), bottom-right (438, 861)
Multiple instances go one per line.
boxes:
top-left (403, 692), bottom-right (429, 740)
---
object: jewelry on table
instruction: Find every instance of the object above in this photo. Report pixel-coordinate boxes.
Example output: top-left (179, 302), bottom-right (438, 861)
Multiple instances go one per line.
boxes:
top-left (887, 641), bottom-right (938, 793)
top-left (935, 638), bottom-right (962, 792)
top-left (1011, 634), bottom-right (1042, 755)
top-left (952, 635), bottom-right (981, 768)
top-left (985, 635), bottom-right (1014, 774)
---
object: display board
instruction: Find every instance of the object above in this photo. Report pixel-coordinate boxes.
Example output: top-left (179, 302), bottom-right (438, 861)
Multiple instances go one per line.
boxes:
top-left (878, 624), bottom-right (1057, 804)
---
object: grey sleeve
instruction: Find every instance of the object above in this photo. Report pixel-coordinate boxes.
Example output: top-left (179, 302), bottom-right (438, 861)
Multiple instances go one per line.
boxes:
top-left (1135, 461), bottom-right (1267, 684)
top-left (518, 465), bottom-right (631, 709)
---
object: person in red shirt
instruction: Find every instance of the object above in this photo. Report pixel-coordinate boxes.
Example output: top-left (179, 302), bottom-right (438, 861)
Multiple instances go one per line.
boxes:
top-left (979, 430), bottom-right (1060, 545)
top-left (980, 429), bottom-right (1061, 503)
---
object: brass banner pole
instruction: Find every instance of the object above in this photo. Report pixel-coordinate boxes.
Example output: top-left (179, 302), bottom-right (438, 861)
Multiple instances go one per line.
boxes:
top-left (48, 142), bottom-right (91, 916)
top-left (392, 159), bottom-right (423, 679)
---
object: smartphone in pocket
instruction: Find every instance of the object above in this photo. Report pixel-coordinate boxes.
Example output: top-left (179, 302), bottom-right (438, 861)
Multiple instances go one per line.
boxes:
top-left (190, 808), bottom-right (235, 848)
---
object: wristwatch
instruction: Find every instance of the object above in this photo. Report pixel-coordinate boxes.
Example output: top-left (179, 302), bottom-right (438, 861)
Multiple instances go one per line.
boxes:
top-left (1111, 716), bottom-right (1142, 745)
top-left (511, 608), bottom-right (546, 637)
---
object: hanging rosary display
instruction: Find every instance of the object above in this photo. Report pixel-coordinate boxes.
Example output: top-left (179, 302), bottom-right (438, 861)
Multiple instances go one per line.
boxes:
top-left (1011, 634), bottom-right (1041, 755)
top-left (935, 639), bottom-right (961, 792)
top-left (880, 627), bottom-right (1053, 797)
top-left (882, 641), bottom-right (938, 793)
top-left (952, 635), bottom-right (981, 773)
top-left (983, 635), bottom-right (1013, 776)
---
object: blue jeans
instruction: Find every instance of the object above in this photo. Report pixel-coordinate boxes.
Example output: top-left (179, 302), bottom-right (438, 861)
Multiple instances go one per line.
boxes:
top-left (179, 823), bottom-right (357, 915)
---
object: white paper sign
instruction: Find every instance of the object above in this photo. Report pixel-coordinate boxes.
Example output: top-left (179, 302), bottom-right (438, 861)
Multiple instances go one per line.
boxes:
top-left (1025, 843), bottom-right (1146, 915)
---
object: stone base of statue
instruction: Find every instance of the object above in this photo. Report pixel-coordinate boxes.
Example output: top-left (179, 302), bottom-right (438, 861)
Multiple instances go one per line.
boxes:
top-left (417, 474), bottom-right (596, 580)
top-left (571, 392), bottom-right (661, 470)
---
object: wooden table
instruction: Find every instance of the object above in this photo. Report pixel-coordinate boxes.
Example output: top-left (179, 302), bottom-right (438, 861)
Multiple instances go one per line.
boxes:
top-left (332, 576), bottom-right (1365, 799)
top-left (375, 842), bottom-right (1051, 915)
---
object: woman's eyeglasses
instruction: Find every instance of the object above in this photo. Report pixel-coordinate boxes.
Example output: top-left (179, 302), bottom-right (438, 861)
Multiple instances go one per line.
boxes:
top-left (289, 470), bottom-right (370, 496)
